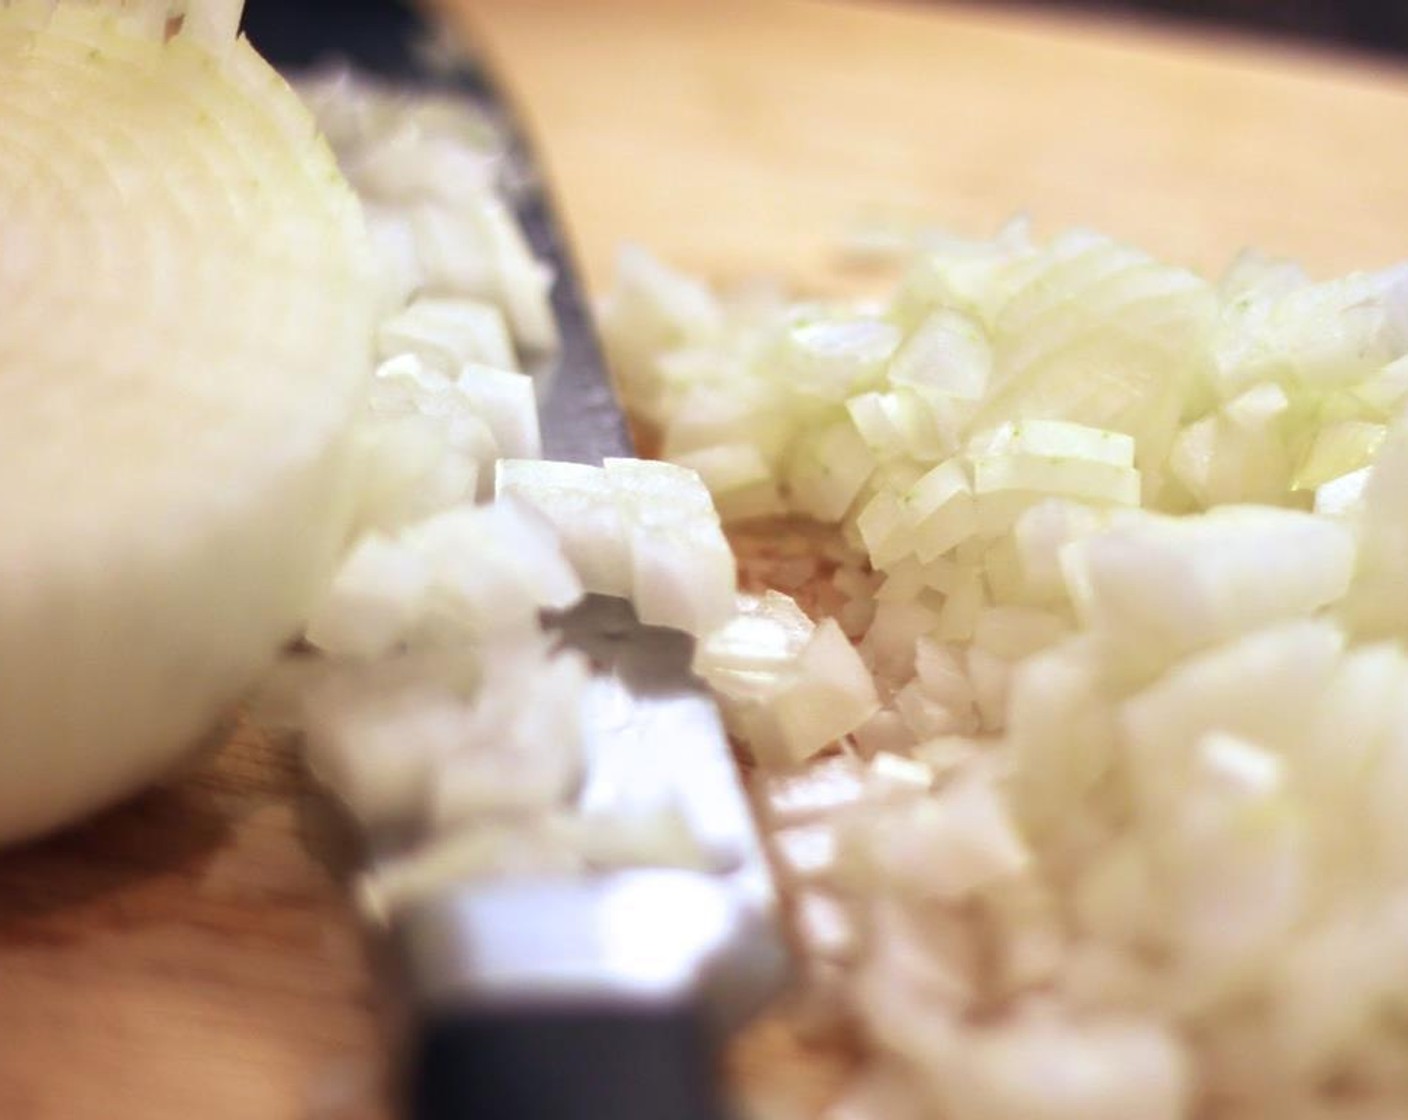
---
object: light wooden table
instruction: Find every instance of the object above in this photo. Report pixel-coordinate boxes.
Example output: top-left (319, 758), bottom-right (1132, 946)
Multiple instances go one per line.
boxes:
top-left (455, 0), bottom-right (1408, 295)
top-left (2, 2), bottom-right (1407, 1116)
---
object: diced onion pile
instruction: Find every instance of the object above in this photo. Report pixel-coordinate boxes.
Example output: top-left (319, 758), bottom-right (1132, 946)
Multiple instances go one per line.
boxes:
top-left (601, 226), bottom-right (1408, 1120)
top-left (266, 74), bottom-right (757, 918)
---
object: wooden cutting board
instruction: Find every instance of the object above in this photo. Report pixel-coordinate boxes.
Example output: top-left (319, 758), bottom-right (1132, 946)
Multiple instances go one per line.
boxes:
top-left (3, 2), bottom-right (1408, 1117)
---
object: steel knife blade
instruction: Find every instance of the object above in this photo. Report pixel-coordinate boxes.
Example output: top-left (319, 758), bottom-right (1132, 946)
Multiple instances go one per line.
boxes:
top-left (241, 3), bottom-right (792, 1118)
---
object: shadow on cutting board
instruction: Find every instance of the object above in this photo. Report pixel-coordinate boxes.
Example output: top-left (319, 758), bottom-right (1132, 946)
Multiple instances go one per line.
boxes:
top-left (0, 718), bottom-right (322, 941)
top-left (0, 789), bottom-right (233, 944)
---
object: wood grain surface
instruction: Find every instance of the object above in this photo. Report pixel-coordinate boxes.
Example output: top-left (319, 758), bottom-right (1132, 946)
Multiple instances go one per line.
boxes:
top-left (3, 1), bottom-right (1408, 1116)
top-left (453, 0), bottom-right (1408, 294)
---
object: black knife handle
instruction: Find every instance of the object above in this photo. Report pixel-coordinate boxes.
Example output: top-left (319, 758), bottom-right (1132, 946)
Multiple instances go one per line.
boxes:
top-left (393, 870), bottom-right (787, 1120)
top-left (410, 1001), bottom-right (729, 1120)
top-left (242, 0), bottom-right (426, 79)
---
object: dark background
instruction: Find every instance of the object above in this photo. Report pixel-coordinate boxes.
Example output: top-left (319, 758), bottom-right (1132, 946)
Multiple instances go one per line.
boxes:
top-left (972, 1), bottom-right (1408, 59)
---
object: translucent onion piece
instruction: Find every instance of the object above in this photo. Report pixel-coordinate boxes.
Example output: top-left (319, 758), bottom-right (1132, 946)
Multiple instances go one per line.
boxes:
top-left (0, 2), bottom-right (380, 843)
top-left (497, 456), bottom-right (737, 637)
top-left (936, 1010), bottom-right (1188, 1120)
top-left (1065, 506), bottom-right (1355, 679)
top-left (699, 594), bottom-right (878, 768)
top-left (378, 294), bottom-right (518, 373)
top-left (299, 69), bottom-right (556, 350)
top-left (304, 500), bottom-right (582, 660)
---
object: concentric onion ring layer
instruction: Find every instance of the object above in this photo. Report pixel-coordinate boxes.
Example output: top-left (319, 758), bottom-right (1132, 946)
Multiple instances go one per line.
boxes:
top-left (0, 3), bottom-right (380, 843)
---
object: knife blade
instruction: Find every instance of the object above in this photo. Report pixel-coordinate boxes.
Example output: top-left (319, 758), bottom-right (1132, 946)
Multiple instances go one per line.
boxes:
top-left (241, 3), bottom-right (792, 1117)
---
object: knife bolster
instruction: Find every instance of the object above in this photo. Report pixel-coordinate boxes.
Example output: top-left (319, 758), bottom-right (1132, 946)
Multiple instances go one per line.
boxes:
top-left (393, 871), bottom-right (790, 1118)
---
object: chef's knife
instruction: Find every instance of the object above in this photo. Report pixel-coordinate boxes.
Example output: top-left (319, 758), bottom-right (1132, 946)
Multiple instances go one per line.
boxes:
top-left (240, 3), bottom-right (792, 1118)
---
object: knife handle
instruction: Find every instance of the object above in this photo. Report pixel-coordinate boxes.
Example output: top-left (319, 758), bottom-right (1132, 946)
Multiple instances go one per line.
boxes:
top-left (410, 1000), bottom-right (729, 1120)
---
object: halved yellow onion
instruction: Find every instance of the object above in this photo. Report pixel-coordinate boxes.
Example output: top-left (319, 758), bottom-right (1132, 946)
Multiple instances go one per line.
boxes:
top-left (0, 0), bottom-right (380, 843)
